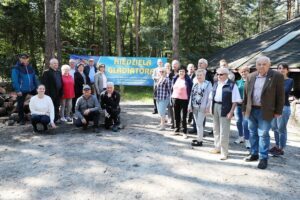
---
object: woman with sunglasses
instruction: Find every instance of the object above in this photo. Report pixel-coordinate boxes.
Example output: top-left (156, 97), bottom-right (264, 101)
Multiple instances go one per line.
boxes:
top-left (154, 68), bottom-right (172, 130)
top-left (270, 63), bottom-right (294, 156)
top-left (210, 67), bottom-right (241, 160)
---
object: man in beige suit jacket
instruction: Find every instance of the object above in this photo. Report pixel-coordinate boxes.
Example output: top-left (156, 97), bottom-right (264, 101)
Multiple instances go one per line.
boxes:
top-left (242, 56), bottom-right (284, 169)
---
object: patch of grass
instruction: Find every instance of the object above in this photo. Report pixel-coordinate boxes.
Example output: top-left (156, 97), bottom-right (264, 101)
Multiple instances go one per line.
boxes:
top-left (115, 86), bottom-right (153, 103)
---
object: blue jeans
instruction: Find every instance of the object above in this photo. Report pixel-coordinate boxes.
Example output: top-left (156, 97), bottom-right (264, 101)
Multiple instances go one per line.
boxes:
top-left (248, 108), bottom-right (272, 160)
top-left (234, 105), bottom-right (249, 139)
top-left (157, 99), bottom-right (170, 117)
top-left (271, 106), bottom-right (291, 149)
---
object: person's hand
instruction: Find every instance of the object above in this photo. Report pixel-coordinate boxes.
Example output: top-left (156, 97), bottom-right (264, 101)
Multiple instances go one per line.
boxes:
top-left (188, 108), bottom-right (192, 113)
top-left (51, 123), bottom-right (57, 128)
top-left (274, 114), bottom-right (281, 118)
top-left (83, 109), bottom-right (90, 115)
top-left (81, 118), bottom-right (87, 124)
top-left (227, 112), bottom-right (234, 119)
top-left (17, 92), bottom-right (22, 96)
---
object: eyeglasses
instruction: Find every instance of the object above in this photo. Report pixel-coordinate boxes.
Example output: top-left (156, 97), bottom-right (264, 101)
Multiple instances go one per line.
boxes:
top-left (217, 73), bottom-right (224, 76)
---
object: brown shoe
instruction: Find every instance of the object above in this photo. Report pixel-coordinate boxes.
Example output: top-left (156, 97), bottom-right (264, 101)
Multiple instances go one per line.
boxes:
top-left (210, 149), bottom-right (221, 154)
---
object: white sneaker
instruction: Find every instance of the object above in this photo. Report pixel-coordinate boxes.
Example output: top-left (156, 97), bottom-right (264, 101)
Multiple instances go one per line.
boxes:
top-left (158, 125), bottom-right (165, 131)
top-left (60, 117), bottom-right (67, 122)
top-left (245, 140), bottom-right (251, 149)
top-left (234, 137), bottom-right (244, 144)
top-left (183, 134), bottom-right (188, 139)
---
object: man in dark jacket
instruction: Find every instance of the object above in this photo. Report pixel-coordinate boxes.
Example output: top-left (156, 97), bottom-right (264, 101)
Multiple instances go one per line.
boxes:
top-left (100, 82), bottom-right (121, 132)
top-left (11, 53), bottom-right (38, 125)
top-left (243, 56), bottom-right (284, 169)
top-left (41, 58), bottom-right (63, 123)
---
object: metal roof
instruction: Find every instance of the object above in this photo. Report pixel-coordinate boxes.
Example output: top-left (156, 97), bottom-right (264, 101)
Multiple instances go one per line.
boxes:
top-left (208, 16), bottom-right (300, 72)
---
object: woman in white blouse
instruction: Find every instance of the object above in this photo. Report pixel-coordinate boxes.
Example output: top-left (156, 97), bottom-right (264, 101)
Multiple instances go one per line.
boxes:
top-left (94, 64), bottom-right (108, 100)
top-left (29, 84), bottom-right (56, 132)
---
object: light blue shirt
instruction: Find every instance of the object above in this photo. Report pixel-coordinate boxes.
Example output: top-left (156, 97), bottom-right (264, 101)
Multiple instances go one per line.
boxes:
top-left (89, 66), bottom-right (96, 83)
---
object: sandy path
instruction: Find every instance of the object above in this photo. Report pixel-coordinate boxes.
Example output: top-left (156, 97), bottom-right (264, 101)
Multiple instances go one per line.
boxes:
top-left (0, 103), bottom-right (299, 200)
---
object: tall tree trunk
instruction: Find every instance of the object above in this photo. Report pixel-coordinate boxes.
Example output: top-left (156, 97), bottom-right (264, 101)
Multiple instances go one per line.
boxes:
top-left (92, 3), bottom-right (96, 46)
top-left (116, 0), bottom-right (122, 56)
top-left (102, 0), bottom-right (108, 55)
top-left (134, 0), bottom-right (139, 56)
top-left (259, 0), bottom-right (263, 32)
top-left (287, 0), bottom-right (292, 20)
top-left (44, 0), bottom-right (56, 70)
top-left (129, 22), bottom-right (134, 56)
top-left (121, 1), bottom-right (132, 55)
top-left (55, 0), bottom-right (61, 65)
top-left (172, 0), bottom-right (179, 60)
top-left (219, 0), bottom-right (224, 35)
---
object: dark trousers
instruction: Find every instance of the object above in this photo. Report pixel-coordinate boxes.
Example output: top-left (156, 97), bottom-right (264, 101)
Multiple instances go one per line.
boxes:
top-left (31, 114), bottom-right (50, 131)
top-left (75, 110), bottom-right (100, 128)
top-left (50, 95), bottom-right (61, 122)
top-left (17, 90), bottom-right (36, 121)
top-left (105, 109), bottom-right (120, 129)
top-left (173, 98), bottom-right (188, 132)
top-left (153, 99), bottom-right (157, 112)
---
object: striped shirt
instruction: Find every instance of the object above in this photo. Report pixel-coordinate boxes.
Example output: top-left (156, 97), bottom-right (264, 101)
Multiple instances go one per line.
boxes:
top-left (155, 77), bottom-right (172, 100)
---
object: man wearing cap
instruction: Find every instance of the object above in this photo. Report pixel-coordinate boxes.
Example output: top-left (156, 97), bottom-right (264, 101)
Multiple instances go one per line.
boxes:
top-left (41, 58), bottom-right (63, 123)
top-left (11, 53), bottom-right (38, 125)
top-left (243, 56), bottom-right (284, 169)
top-left (151, 59), bottom-right (164, 114)
top-left (75, 85), bottom-right (100, 132)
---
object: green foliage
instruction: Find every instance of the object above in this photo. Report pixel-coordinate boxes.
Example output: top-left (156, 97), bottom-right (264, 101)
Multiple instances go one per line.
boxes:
top-left (0, 0), bottom-right (289, 81)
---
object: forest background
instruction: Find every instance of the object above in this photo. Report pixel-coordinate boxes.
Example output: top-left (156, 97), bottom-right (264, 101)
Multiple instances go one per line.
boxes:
top-left (0, 0), bottom-right (299, 80)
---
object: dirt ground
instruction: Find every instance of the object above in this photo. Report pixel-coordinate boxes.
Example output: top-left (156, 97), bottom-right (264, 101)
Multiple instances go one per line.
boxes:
top-left (0, 103), bottom-right (299, 200)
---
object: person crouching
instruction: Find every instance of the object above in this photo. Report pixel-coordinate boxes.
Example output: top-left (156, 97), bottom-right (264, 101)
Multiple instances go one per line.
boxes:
top-left (100, 82), bottom-right (121, 132)
top-left (74, 85), bottom-right (100, 132)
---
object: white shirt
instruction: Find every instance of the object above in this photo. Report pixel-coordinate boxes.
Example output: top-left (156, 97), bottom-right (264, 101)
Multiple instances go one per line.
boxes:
top-left (213, 79), bottom-right (242, 103)
top-left (102, 73), bottom-right (107, 88)
top-left (29, 95), bottom-right (55, 123)
top-left (70, 68), bottom-right (76, 79)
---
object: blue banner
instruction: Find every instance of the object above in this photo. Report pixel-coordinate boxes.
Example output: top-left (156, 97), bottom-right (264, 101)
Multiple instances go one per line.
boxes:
top-left (70, 55), bottom-right (167, 86)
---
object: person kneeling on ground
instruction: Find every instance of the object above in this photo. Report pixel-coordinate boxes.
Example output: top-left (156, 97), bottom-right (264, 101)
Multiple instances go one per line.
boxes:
top-left (75, 85), bottom-right (100, 132)
top-left (100, 82), bottom-right (121, 132)
top-left (29, 84), bottom-right (56, 133)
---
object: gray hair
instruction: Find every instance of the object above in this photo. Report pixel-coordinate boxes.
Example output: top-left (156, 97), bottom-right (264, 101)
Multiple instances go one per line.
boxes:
top-left (256, 56), bottom-right (271, 65)
top-left (50, 58), bottom-right (58, 65)
top-left (216, 67), bottom-right (230, 75)
top-left (172, 60), bottom-right (180, 66)
top-left (196, 69), bottom-right (207, 76)
top-left (107, 82), bottom-right (114, 88)
top-left (187, 63), bottom-right (195, 69)
top-left (61, 64), bottom-right (70, 72)
top-left (69, 59), bottom-right (75, 63)
top-left (198, 58), bottom-right (208, 65)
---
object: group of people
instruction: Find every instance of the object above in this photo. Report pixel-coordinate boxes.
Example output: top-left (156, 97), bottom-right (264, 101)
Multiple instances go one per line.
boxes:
top-left (152, 56), bottom-right (293, 169)
top-left (11, 53), bottom-right (293, 170)
top-left (11, 54), bottom-right (121, 133)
